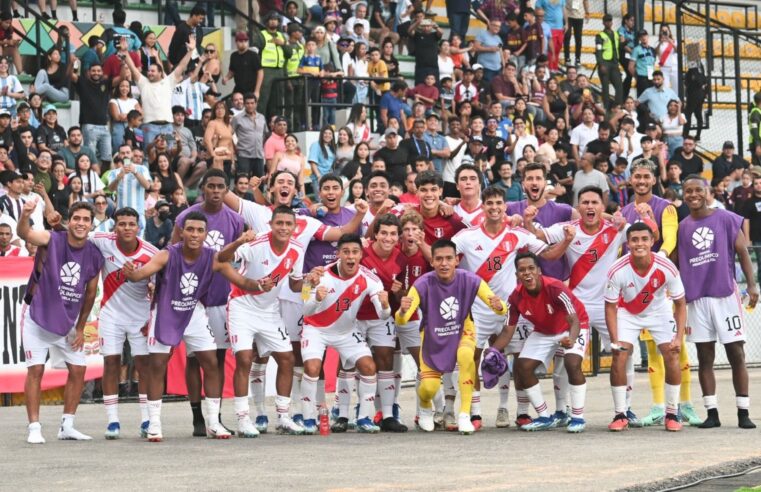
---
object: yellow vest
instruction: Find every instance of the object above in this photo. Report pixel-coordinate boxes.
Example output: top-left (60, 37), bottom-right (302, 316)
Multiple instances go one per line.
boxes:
top-left (599, 30), bottom-right (619, 61)
top-left (261, 30), bottom-right (286, 68)
top-left (286, 42), bottom-right (304, 76)
top-left (750, 106), bottom-right (761, 144)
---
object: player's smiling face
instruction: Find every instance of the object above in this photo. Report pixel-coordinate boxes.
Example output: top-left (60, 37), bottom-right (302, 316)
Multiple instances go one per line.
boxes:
top-left (367, 177), bottom-right (389, 205)
top-left (627, 229), bottom-right (654, 259)
top-left (402, 222), bottom-right (421, 246)
top-left (578, 191), bottom-right (603, 228)
top-left (272, 173), bottom-right (297, 206)
top-left (483, 195), bottom-right (506, 222)
top-left (114, 214), bottom-right (139, 243)
top-left (375, 224), bottom-right (399, 254)
top-left (431, 245), bottom-right (458, 282)
top-left (338, 243), bottom-right (362, 276)
top-left (270, 212), bottom-right (296, 243)
top-left (203, 177), bottom-right (227, 206)
top-left (68, 209), bottom-right (92, 241)
top-left (630, 169), bottom-right (655, 196)
top-left (417, 183), bottom-right (440, 212)
top-left (516, 257), bottom-right (541, 292)
top-left (523, 169), bottom-right (545, 201)
top-left (683, 179), bottom-right (708, 211)
top-left (456, 169), bottom-right (480, 198)
top-left (182, 220), bottom-right (208, 249)
top-left (320, 179), bottom-right (343, 210)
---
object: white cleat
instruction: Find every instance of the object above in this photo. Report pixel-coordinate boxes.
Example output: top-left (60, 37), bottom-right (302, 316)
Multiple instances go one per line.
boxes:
top-left (418, 408), bottom-right (435, 432)
top-left (207, 422), bottom-right (232, 439)
top-left (495, 408), bottom-right (511, 428)
top-left (27, 422), bottom-right (45, 444)
top-left (146, 421), bottom-right (163, 442)
top-left (458, 413), bottom-right (475, 435)
top-left (276, 417), bottom-right (305, 435)
top-left (236, 418), bottom-right (260, 438)
top-left (57, 425), bottom-right (93, 441)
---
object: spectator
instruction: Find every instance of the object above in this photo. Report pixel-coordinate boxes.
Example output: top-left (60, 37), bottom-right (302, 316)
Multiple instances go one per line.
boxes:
top-left (569, 107), bottom-right (598, 160)
top-left (201, 43), bottom-right (222, 83)
top-left (618, 13), bottom-right (636, 96)
top-left (271, 133), bottom-right (308, 196)
top-left (233, 174), bottom-right (255, 201)
top-left (409, 18), bottom-right (442, 85)
top-left (595, 14), bottom-right (623, 111)
top-left (335, 127), bottom-right (356, 169)
top-left (543, 77), bottom-right (568, 123)
top-left (69, 154), bottom-right (105, 202)
top-left (91, 196), bottom-right (113, 232)
top-left (374, 127), bottom-right (410, 185)
top-left (563, 0), bottom-right (589, 68)
top-left (370, 0), bottom-right (400, 47)
top-left (549, 143), bottom-right (576, 204)
top-left (629, 29), bottom-right (656, 96)
top-left (378, 81), bottom-right (407, 134)
top-left (44, 161), bottom-right (69, 219)
top-left (523, 8), bottom-right (544, 68)
top-left (713, 141), bottom-right (747, 184)
top-left (656, 24), bottom-right (678, 90)
top-left (168, 5), bottom-right (205, 69)
top-left (683, 62), bottom-right (707, 141)
top-left (0, 57), bottom-right (22, 116)
top-left (229, 92), bottom-right (244, 117)
top-left (264, 116), bottom-right (289, 172)
top-left (368, 47), bottom-right (390, 97)
top-left (232, 93), bottom-right (266, 178)
top-left (60, 126), bottom-right (98, 171)
top-left (535, 0), bottom-right (564, 71)
top-left (123, 110), bottom-right (144, 150)
top-left (585, 122), bottom-right (613, 162)
top-left (204, 101), bottom-right (235, 175)
top-left (174, 56), bottom-right (215, 129)
top-left (661, 99), bottom-right (686, 159)
top-left (491, 62), bottom-right (524, 111)
top-left (423, 113), bottom-right (449, 174)
top-left (380, 39), bottom-right (400, 78)
top-left (259, 12), bottom-right (294, 120)
top-left (12, 126), bottom-right (36, 174)
top-left (504, 13), bottom-right (527, 71)
top-left (35, 105), bottom-right (66, 155)
top-left (731, 169), bottom-right (754, 213)
top-left (222, 31), bottom-right (263, 98)
top-left (171, 106), bottom-right (205, 188)
top-left (102, 35), bottom-right (142, 86)
top-left (108, 79), bottom-right (141, 151)
top-left (638, 70), bottom-right (678, 123)
top-left (612, 117), bottom-right (644, 168)
top-left (473, 19), bottom-right (504, 83)
top-left (669, 135), bottom-right (703, 176)
top-left (572, 152), bottom-right (609, 205)
top-left (493, 160), bottom-right (523, 201)
top-left (33, 48), bottom-right (69, 103)
top-left (71, 63), bottom-right (112, 170)
top-left (631, 135), bottom-right (661, 171)
top-left (438, 40), bottom-right (455, 82)
top-left (0, 13), bottom-right (22, 75)
top-left (151, 153), bottom-right (183, 197)
top-left (140, 31), bottom-right (162, 76)
top-left (107, 145), bottom-right (152, 228)
top-left (102, 8), bottom-right (142, 58)
top-left (145, 199), bottom-right (174, 249)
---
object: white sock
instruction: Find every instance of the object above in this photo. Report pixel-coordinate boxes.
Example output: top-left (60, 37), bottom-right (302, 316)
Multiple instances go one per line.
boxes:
top-left (443, 371), bottom-right (456, 413)
top-left (416, 374), bottom-right (422, 416)
top-left (234, 396), bottom-right (250, 421)
top-left (570, 383), bottom-right (586, 420)
top-left (316, 378), bottom-right (326, 408)
top-left (291, 367), bottom-right (303, 415)
top-left (275, 395), bottom-right (290, 419)
top-left (61, 413), bottom-right (75, 429)
top-left (358, 374), bottom-right (377, 421)
top-left (470, 391), bottom-right (482, 416)
top-left (378, 370), bottom-right (395, 419)
top-left (553, 354), bottom-right (569, 412)
top-left (497, 371), bottom-right (511, 410)
top-left (703, 394), bottom-right (718, 410)
top-left (205, 398), bottom-right (221, 426)
top-left (612, 385), bottom-right (627, 414)
top-left (249, 363), bottom-right (267, 416)
top-left (625, 356), bottom-right (634, 409)
top-left (103, 394), bottom-right (119, 424)
top-left (737, 395), bottom-right (750, 410)
top-left (516, 389), bottom-right (530, 416)
top-left (665, 384), bottom-right (679, 416)
top-left (336, 370), bottom-right (355, 418)
top-left (393, 351), bottom-right (403, 404)
top-left (147, 400), bottom-right (162, 425)
top-left (433, 381), bottom-right (444, 412)
top-left (524, 384), bottom-right (549, 418)
top-left (301, 374), bottom-right (318, 420)
top-left (139, 394), bottom-right (149, 423)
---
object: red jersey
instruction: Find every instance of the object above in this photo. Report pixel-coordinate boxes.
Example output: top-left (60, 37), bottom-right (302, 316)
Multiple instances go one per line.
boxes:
top-left (507, 277), bottom-right (589, 335)
top-left (399, 246), bottom-right (429, 322)
top-left (414, 206), bottom-right (466, 245)
top-left (357, 244), bottom-right (407, 320)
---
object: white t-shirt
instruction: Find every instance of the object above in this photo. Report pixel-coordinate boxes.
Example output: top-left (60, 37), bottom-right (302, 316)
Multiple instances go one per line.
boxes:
top-left (444, 136), bottom-right (466, 183)
top-left (570, 122), bottom-right (599, 155)
top-left (438, 55), bottom-right (455, 81)
top-left (137, 74), bottom-right (176, 124)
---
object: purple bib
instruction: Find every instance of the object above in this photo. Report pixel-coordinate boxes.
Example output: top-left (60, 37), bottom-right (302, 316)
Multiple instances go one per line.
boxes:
top-left (29, 231), bottom-right (104, 335)
top-left (303, 207), bottom-right (354, 271)
top-left (415, 270), bottom-right (481, 372)
top-left (621, 195), bottom-right (670, 252)
top-left (508, 200), bottom-right (572, 280)
top-left (153, 244), bottom-right (215, 346)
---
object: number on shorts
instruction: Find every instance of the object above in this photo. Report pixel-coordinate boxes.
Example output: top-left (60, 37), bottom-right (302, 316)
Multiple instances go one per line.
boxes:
top-left (385, 321), bottom-right (394, 336)
top-left (352, 332), bottom-right (364, 344)
top-left (297, 316), bottom-right (304, 327)
top-left (334, 297), bottom-right (351, 312)
top-left (669, 320), bottom-right (676, 333)
top-left (487, 256), bottom-right (503, 271)
top-left (277, 327), bottom-right (288, 341)
top-left (725, 315), bottom-right (742, 332)
top-left (230, 334), bottom-right (238, 344)
top-left (516, 325), bottom-right (529, 340)
top-left (576, 333), bottom-right (585, 346)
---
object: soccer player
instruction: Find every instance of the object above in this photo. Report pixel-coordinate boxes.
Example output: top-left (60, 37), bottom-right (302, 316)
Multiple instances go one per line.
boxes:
top-left (218, 206), bottom-right (306, 437)
top-left (490, 251), bottom-right (590, 433)
top-left (356, 171), bottom-right (403, 236)
top-left (90, 207), bottom-right (159, 439)
top-left (122, 212), bottom-right (261, 442)
top-left (0, 222), bottom-right (25, 256)
top-left (452, 164), bottom-right (485, 227)
top-left (452, 186), bottom-right (573, 430)
top-left (508, 162), bottom-right (578, 428)
top-left (677, 175), bottom-right (759, 429)
top-left (20, 201), bottom-right (104, 444)
top-left (605, 222), bottom-right (687, 432)
top-left (172, 169), bottom-right (245, 436)
top-left (396, 239), bottom-right (507, 434)
top-left (620, 159), bottom-right (700, 427)
top-left (414, 171), bottom-right (466, 244)
top-left (300, 234), bottom-right (391, 434)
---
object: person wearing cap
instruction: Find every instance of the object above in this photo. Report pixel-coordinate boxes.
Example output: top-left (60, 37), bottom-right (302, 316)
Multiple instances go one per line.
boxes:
top-left (35, 105), bottom-right (66, 155)
top-left (222, 31), bottom-right (263, 99)
top-left (144, 199), bottom-right (173, 249)
top-left (596, 13), bottom-right (623, 111)
top-left (258, 12), bottom-right (293, 120)
top-left (167, 5), bottom-right (205, 69)
top-left (629, 29), bottom-right (656, 96)
top-left (713, 141), bottom-right (747, 184)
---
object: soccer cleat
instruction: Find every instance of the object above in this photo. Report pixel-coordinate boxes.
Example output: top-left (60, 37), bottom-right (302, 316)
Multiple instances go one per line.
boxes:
top-left (738, 409), bottom-right (756, 429)
top-left (206, 422), bottom-right (232, 439)
top-left (698, 408), bottom-right (721, 429)
top-left (372, 410), bottom-right (383, 426)
top-left (380, 417), bottom-right (408, 433)
top-left (255, 415), bottom-right (269, 434)
top-left (236, 418), bottom-right (260, 438)
top-left (443, 412), bottom-right (457, 431)
top-left (495, 408), bottom-right (510, 428)
top-left (276, 417), bottom-right (305, 435)
top-left (146, 422), bottom-right (163, 442)
top-left (292, 413), bottom-right (304, 426)
top-left (27, 422), bottom-right (45, 444)
top-left (641, 405), bottom-right (665, 426)
top-left (330, 405), bottom-right (339, 423)
top-left (104, 422), bottom-right (121, 440)
top-left (458, 413), bottom-right (475, 435)
top-left (626, 409), bottom-right (642, 428)
top-left (678, 403), bottom-right (703, 426)
top-left (470, 415), bottom-right (482, 431)
top-left (58, 426), bottom-right (93, 441)
top-left (331, 417), bottom-right (349, 433)
top-left (302, 419), bottom-right (318, 435)
top-left (140, 421), bottom-right (149, 438)
top-left (392, 403), bottom-right (402, 423)
top-left (192, 418), bottom-right (206, 437)
top-left (665, 413), bottom-right (682, 432)
top-left (418, 409), bottom-right (435, 432)
top-left (550, 410), bottom-right (570, 428)
top-left (515, 414), bottom-right (533, 427)
top-left (521, 416), bottom-right (554, 431)
top-left (608, 413), bottom-right (629, 432)
top-left (356, 417), bottom-right (380, 433)
top-left (567, 418), bottom-right (586, 433)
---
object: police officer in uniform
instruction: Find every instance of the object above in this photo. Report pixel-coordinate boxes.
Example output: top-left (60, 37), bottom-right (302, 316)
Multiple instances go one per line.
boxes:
top-left (596, 14), bottom-right (623, 111)
top-left (258, 11), bottom-right (293, 120)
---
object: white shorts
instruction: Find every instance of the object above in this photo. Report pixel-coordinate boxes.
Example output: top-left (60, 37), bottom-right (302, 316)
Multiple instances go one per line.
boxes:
top-left (687, 292), bottom-right (746, 344)
top-left (519, 329), bottom-right (590, 370)
top-left (397, 320), bottom-right (421, 352)
top-left (473, 309), bottom-right (506, 349)
top-left (22, 304), bottom-right (86, 367)
top-left (148, 304), bottom-right (217, 355)
top-left (281, 299), bottom-right (304, 343)
top-left (301, 325), bottom-right (372, 368)
top-left (618, 312), bottom-right (676, 347)
top-left (228, 300), bottom-right (292, 357)
top-left (357, 318), bottom-right (396, 348)
top-left (98, 316), bottom-right (149, 357)
top-left (507, 316), bottom-right (535, 355)
top-left (587, 304), bottom-right (611, 350)
top-left (206, 305), bottom-right (229, 349)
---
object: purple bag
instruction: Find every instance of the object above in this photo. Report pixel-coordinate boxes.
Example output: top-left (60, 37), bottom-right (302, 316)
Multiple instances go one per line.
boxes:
top-left (481, 347), bottom-right (508, 389)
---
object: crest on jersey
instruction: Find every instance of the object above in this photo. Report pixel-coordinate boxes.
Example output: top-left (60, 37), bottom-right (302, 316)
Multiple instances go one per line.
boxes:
top-left (285, 258), bottom-right (292, 269)
top-left (546, 304), bottom-right (554, 314)
top-left (434, 227), bottom-right (444, 238)
top-left (205, 230), bottom-right (225, 251)
top-left (602, 233), bottom-right (609, 244)
top-left (651, 277), bottom-right (659, 289)
top-left (501, 240), bottom-right (514, 253)
top-left (412, 266), bottom-right (422, 276)
top-left (353, 284), bottom-right (360, 294)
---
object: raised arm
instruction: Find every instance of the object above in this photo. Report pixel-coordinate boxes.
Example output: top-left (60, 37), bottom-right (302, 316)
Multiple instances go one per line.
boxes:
top-left (122, 250), bottom-right (170, 282)
top-left (322, 199), bottom-right (368, 241)
top-left (171, 35), bottom-right (198, 83)
top-left (213, 255), bottom-right (261, 291)
top-left (17, 198), bottom-right (50, 246)
top-left (395, 285), bottom-right (421, 325)
top-left (119, 37), bottom-right (142, 83)
top-left (476, 279), bottom-right (507, 315)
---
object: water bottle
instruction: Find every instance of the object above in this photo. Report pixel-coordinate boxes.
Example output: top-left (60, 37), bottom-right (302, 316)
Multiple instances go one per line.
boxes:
top-left (319, 405), bottom-right (330, 436)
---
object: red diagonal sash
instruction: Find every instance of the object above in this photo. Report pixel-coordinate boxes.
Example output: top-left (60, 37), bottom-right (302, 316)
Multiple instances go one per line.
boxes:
top-left (230, 246), bottom-right (301, 299)
top-left (476, 233), bottom-right (519, 283)
top-left (305, 275), bottom-right (369, 328)
top-left (618, 268), bottom-right (666, 315)
top-left (569, 226), bottom-right (619, 290)
top-left (100, 253), bottom-right (153, 308)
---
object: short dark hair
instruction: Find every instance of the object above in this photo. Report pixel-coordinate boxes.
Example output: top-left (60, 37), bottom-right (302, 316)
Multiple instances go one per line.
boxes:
top-left (190, 5), bottom-right (206, 16)
top-left (127, 109), bottom-right (142, 121)
top-left (373, 213), bottom-right (401, 235)
top-left (69, 201), bottom-right (95, 220)
top-left (113, 207), bottom-right (140, 221)
top-left (243, 92), bottom-right (257, 102)
top-left (626, 221), bottom-right (654, 239)
top-left (183, 211), bottom-right (208, 226)
top-left (514, 251), bottom-right (540, 268)
top-left (271, 205), bottom-right (296, 220)
top-left (201, 168), bottom-right (228, 187)
top-left (337, 233), bottom-right (363, 250)
top-left (67, 126), bottom-right (81, 136)
top-left (0, 223), bottom-right (11, 231)
top-left (415, 170), bottom-right (443, 189)
top-left (482, 185), bottom-right (505, 202)
top-left (523, 162), bottom-right (547, 177)
top-left (431, 238), bottom-right (457, 257)
top-left (455, 163), bottom-right (480, 182)
top-left (577, 185), bottom-right (604, 201)
top-left (319, 173), bottom-right (343, 189)
top-left (367, 170), bottom-right (390, 185)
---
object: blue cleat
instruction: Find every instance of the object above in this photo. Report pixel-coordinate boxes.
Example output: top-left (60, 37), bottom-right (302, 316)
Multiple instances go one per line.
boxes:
top-left (139, 421), bottom-right (149, 438)
top-left (292, 414), bottom-right (304, 426)
top-left (356, 417), bottom-right (380, 433)
top-left (521, 416), bottom-right (554, 431)
top-left (302, 418), bottom-right (318, 435)
top-left (627, 408), bottom-right (643, 428)
top-left (567, 418), bottom-right (586, 433)
top-left (550, 410), bottom-right (570, 428)
top-left (105, 422), bottom-right (120, 440)
top-left (255, 415), bottom-right (269, 433)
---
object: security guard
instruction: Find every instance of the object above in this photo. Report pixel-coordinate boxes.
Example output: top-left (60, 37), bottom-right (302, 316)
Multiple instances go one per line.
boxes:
top-left (596, 13), bottom-right (623, 111)
top-left (258, 11), bottom-right (292, 119)
top-left (285, 23), bottom-right (306, 130)
top-left (750, 92), bottom-right (761, 166)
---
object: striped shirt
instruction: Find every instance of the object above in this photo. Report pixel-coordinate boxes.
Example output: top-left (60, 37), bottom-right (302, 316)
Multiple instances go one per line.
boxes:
top-left (0, 75), bottom-right (22, 111)
top-left (107, 164), bottom-right (151, 214)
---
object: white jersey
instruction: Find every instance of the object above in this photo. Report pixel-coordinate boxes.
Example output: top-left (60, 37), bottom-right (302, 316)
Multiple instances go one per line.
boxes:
top-left (303, 264), bottom-right (388, 334)
top-left (351, 203), bottom-right (405, 236)
top-left (453, 223), bottom-right (547, 300)
top-left (604, 254), bottom-right (685, 317)
top-left (230, 232), bottom-right (305, 312)
top-left (90, 232), bottom-right (158, 323)
top-left (454, 200), bottom-right (485, 228)
top-left (545, 219), bottom-right (627, 307)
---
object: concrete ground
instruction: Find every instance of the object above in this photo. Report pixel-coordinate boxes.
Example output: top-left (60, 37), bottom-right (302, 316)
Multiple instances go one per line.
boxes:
top-left (2, 369), bottom-right (761, 491)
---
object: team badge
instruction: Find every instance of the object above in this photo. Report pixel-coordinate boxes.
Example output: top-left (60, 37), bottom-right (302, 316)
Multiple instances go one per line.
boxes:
top-left (602, 233), bottom-right (609, 244)
top-left (651, 277), bottom-right (659, 288)
top-left (285, 258), bottom-right (292, 269)
top-left (412, 266), bottom-right (422, 276)
top-left (434, 227), bottom-right (444, 238)
top-left (353, 284), bottom-right (360, 294)
top-left (546, 304), bottom-right (554, 314)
